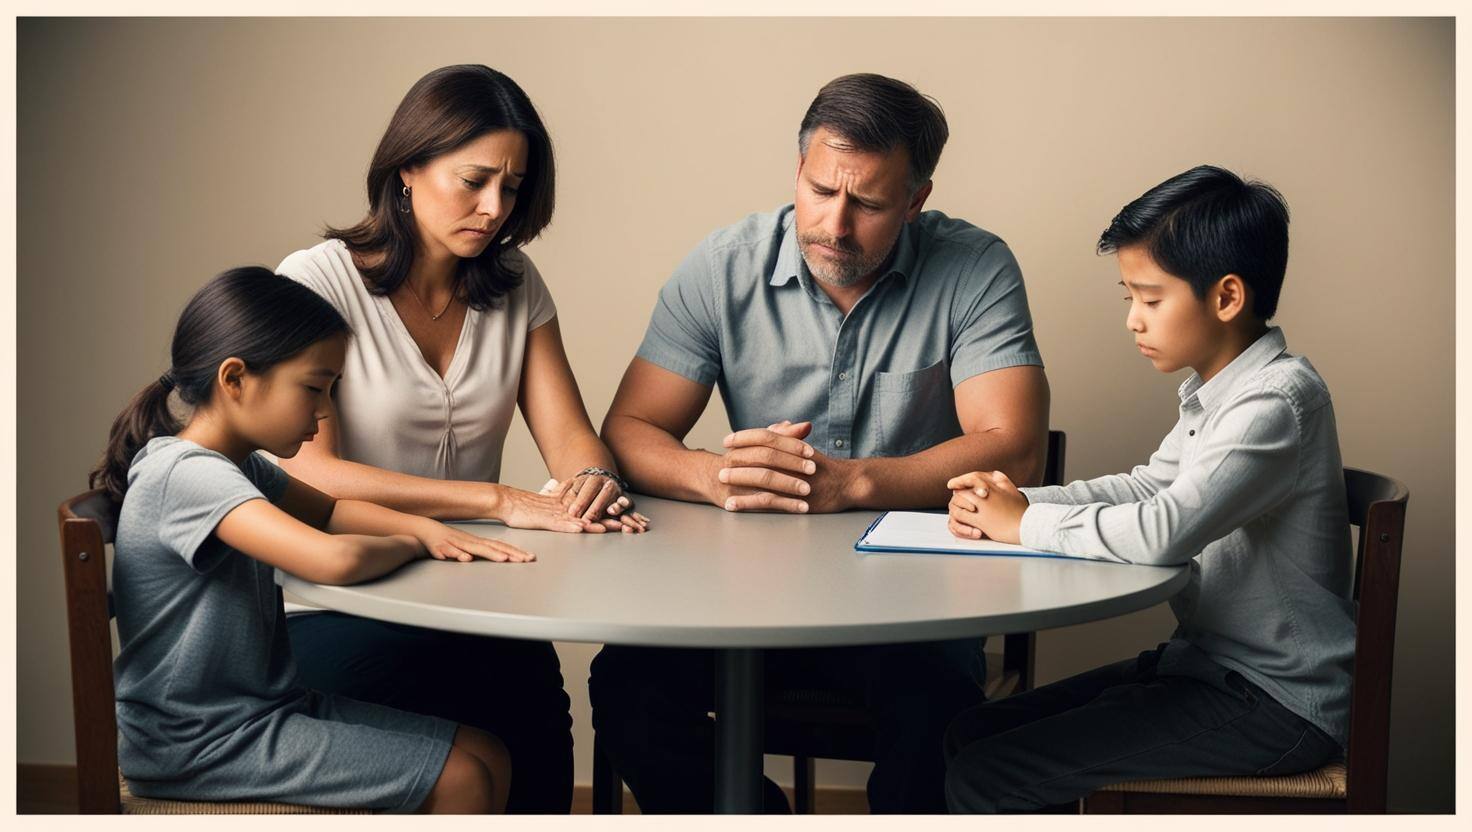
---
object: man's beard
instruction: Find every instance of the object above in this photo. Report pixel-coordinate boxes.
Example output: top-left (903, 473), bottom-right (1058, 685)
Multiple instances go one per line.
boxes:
top-left (798, 231), bottom-right (895, 289)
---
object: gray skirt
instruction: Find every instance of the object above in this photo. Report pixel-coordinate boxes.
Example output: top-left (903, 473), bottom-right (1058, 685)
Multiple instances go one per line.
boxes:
top-left (121, 690), bottom-right (457, 813)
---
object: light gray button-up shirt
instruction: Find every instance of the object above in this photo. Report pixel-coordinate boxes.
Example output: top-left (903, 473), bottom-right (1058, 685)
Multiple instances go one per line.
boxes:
top-left (1019, 327), bottom-right (1356, 745)
top-left (636, 205), bottom-right (1043, 458)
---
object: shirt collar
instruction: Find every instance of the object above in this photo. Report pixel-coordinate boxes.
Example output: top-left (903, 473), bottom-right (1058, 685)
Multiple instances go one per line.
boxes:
top-left (1178, 326), bottom-right (1289, 412)
top-left (769, 211), bottom-right (920, 288)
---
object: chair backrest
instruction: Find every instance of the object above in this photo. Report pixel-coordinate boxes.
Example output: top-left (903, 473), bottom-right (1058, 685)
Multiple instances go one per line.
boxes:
top-left (1001, 430), bottom-right (1067, 692)
top-left (1341, 468), bottom-right (1409, 813)
top-left (1044, 431), bottom-right (1066, 488)
top-left (58, 488), bottom-right (123, 814)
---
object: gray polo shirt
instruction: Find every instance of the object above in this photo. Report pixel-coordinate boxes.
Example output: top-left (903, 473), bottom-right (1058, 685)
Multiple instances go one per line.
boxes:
top-left (1018, 328), bottom-right (1356, 746)
top-left (636, 205), bottom-right (1043, 458)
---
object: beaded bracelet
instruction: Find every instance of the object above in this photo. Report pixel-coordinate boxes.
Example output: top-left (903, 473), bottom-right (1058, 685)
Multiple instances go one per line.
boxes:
top-left (577, 466), bottom-right (629, 492)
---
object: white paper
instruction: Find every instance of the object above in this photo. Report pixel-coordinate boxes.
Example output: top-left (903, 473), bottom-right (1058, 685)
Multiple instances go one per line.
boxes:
top-left (859, 511), bottom-right (1050, 556)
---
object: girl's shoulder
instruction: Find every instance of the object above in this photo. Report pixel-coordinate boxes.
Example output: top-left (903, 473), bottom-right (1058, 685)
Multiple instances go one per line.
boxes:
top-left (127, 437), bottom-right (282, 502)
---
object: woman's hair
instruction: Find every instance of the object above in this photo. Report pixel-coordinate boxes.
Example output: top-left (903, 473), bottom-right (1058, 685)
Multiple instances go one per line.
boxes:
top-left (90, 267), bottom-right (351, 502)
top-left (326, 64), bottom-right (556, 310)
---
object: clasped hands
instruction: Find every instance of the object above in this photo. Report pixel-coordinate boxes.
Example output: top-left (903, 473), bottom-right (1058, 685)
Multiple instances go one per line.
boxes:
top-left (946, 469), bottom-right (1029, 544)
top-left (709, 420), bottom-right (855, 513)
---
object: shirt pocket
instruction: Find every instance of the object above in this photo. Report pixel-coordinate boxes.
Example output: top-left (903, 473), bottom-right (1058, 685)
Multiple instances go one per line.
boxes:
top-left (873, 360), bottom-right (962, 456)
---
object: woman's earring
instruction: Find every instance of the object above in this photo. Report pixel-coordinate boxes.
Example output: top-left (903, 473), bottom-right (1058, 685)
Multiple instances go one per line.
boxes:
top-left (398, 185), bottom-right (413, 214)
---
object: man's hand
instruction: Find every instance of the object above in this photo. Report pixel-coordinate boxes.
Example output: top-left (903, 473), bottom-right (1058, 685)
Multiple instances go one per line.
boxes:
top-left (712, 420), bottom-right (862, 513)
top-left (710, 421), bottom-right (816, 512)
top-left (946, 470), bottom-right (1028, 544)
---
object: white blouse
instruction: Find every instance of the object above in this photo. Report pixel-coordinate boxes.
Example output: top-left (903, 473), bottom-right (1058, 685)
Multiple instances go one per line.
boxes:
top-left (276, 239), bottom-right (556, 484)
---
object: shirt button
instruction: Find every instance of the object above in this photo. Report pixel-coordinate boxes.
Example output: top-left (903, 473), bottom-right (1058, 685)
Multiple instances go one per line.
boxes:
top-left (1188, 430), bottom-right (1196, 436)
top-left (834, 439), bottom-right (845, 449)
top-left (838, 371), bottom-right (849, 381)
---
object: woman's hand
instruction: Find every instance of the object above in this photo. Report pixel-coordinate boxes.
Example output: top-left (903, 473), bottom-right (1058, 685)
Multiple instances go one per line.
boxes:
top-left (493, 487), bottom-right (609, 534)
top-left (542, 478), bottom-right (651, 534)
top-left (556, 472), bottom-right (633, 521)
top-left (414, 522), bottom-right (536, 563)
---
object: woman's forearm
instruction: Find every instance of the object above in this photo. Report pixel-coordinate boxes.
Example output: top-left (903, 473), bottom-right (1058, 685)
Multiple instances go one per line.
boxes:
top-left (540, 426), bottom-right (620, 483)
top-left (326, 498), bottom-right (438, 539)
top-left (279, 453), bottom-right (507, 521)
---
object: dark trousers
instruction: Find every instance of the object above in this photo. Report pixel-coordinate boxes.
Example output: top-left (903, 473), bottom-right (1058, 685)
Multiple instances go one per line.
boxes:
top-left (287, 612), bottom-right (575, 813)
top-left (943, 642), bottom-right (1341, 813)
top-left (589, 639), bottom-right (985, 813)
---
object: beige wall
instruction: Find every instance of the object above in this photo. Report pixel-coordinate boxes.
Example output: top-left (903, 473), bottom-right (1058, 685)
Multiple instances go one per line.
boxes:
top-left (17, 18), bottom-right (1453, 811)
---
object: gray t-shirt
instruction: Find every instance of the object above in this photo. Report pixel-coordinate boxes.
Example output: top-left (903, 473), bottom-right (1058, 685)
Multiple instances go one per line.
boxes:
top-left (112, 436), bottom-right (299, 779)
top-left (636, 205), bottom-right (1043, 459)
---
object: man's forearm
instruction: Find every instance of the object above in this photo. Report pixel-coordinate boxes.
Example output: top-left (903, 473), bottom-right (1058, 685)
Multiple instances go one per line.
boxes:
top-left (603, 413), bottom-right (721, 504)
top-left (848, 430), bottom-right (1046, 510)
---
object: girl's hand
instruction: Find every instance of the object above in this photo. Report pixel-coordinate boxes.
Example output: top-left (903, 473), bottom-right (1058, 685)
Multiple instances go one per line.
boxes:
top-left (416, 522), bottom-right (535, 563)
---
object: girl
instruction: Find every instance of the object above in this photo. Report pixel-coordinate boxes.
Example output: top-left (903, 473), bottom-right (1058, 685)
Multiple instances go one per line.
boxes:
top-left (95, 266), bottom-right (529, 813)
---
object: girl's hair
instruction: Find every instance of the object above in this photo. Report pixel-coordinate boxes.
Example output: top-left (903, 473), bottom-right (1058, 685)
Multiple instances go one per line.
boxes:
top-left (325, 64), bottom-right (556, 310)
top-left (90, 267), bottom-right (351, 502)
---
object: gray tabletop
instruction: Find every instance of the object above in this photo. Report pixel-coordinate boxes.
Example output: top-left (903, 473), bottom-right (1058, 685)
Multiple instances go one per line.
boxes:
top-left (279, 496), bottom-right (1188, 648)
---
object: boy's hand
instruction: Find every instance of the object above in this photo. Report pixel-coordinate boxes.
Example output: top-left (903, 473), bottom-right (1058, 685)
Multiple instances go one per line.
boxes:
top-left (417, 520), bottom-right (536, 563)
top-left (945, 470), bottom-right (1029, 544)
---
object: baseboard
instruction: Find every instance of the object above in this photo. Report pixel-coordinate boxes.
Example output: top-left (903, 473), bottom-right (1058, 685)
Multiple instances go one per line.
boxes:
top-left (19, 764), bottom-right (870, 815)
top-left (16, 764), bottom-right (78, 814)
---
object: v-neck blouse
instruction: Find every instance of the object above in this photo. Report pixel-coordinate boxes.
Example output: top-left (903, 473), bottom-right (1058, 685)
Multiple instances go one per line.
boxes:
top-left (277, 239), bottom-right (556, 483)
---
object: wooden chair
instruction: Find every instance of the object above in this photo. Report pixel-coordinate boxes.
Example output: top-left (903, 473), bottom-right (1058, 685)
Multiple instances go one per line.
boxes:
top-left (591, 430), bottom-right (1066, 814)
top-left (58, 488), bottom-right (365, 814)
top-left (1081, 467), bottom-right (1409, 814)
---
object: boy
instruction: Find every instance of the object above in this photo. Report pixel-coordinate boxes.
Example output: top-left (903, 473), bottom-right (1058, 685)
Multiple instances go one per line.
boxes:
top-left (942, 165), bottom-right (1355, 813)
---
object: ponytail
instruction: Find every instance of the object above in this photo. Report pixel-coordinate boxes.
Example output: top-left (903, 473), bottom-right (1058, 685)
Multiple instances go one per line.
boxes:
top-left (90, 376), bottom-right (180, 502)
top-left (88, 266), bottom-right (351, 503)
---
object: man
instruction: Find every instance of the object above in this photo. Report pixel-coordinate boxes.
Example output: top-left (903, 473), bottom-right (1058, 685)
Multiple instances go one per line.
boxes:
top-left (592, 73), bottom-right (1050, 813)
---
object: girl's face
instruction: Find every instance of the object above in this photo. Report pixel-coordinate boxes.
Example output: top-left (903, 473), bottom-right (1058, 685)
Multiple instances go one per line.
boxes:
top-left (399, 129), bottom-right (530, 263)
top-left (236, 335), bottom-right (347, 458)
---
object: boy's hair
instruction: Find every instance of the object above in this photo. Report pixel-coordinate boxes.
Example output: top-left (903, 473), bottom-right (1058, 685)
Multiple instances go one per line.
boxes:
top-left (90, 267), bottom-right (351, 502)
top-left (1097, 165), bottom-right (1290, 320)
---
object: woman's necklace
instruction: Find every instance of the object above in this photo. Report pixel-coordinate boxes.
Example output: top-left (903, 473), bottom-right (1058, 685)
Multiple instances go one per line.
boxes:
top-left (406, 275), bottom-right (456, 321)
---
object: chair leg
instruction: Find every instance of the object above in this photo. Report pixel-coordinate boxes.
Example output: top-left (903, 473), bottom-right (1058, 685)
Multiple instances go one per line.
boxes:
top-left (1081, 792), bottom-right (1125, 813)
top-left (793, 756), bottom-right (816, 814)
top-left (591, 735), bottom-right (623, 814)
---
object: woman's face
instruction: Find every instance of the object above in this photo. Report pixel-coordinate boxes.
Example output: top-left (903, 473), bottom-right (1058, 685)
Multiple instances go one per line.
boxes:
top-left (399, 129), bottom-right (530, 262)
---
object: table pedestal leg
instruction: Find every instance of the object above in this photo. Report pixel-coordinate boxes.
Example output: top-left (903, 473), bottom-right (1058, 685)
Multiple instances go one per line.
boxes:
top-left (715, 647), bottom-right (764, 813)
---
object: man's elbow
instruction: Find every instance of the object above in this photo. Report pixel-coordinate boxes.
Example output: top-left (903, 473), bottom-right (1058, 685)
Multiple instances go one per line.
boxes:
top-left (979, 431), bottom-right (1046, 488)
top-left (600, 410), bottom-right (638, 462)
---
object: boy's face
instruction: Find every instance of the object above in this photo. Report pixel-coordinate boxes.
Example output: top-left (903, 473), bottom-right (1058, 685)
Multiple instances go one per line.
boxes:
top-left (1116, 245), bottom-right (1223, 375)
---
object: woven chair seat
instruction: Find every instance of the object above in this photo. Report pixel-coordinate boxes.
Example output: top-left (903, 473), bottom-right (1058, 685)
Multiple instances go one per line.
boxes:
top-left (1098, 760), bottom-right (1346, 800)
top-left (119, 771), bottom-right (371, 814)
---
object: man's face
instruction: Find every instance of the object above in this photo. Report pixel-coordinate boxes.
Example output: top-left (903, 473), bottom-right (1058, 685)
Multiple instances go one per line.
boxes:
top-left (793, 126), bottom-right (929, 289)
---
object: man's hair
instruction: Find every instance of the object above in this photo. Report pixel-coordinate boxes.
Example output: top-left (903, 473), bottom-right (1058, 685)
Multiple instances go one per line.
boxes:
top-left (798, 73), bottom-right (949, 191)
top-left (1098, 165), bottom-right (1290, 320)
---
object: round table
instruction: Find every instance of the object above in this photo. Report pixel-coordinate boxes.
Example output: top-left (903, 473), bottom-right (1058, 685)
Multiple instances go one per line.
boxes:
top-left (279, 496), bottom-right (1188, 812)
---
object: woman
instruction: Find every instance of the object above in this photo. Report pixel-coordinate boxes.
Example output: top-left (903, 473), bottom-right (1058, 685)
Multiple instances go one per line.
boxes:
top-left (275, 64), bottom-right (644, 814)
